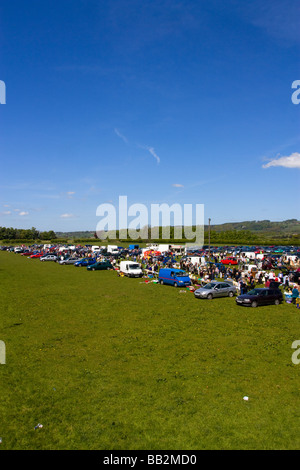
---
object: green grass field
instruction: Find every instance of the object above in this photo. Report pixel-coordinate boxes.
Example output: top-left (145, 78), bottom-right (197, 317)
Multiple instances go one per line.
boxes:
top-left (1, 251), bottom-right (300, 450)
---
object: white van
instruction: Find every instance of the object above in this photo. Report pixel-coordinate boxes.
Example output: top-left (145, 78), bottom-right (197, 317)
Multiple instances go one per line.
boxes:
top-left (170, 245), bottom-right (185, 255)
top-left (284, 255), bottom-right (299, 263)
top-left (186, 256), bottom-right (202, 266)
top-left (242, 252), bottom-right (256, 260)
top-left (107, 245), bottom-right (119, 254)
top-left (119, 261), bottom-right (143, 278)
top-left (157, 244), bottom-right (171, 253)
top-left (243, 264), bottom-right (258, 275)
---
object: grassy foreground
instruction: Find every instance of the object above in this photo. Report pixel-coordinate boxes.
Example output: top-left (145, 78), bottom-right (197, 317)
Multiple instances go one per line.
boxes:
top-left (0, 251), bottom-right (300, 450)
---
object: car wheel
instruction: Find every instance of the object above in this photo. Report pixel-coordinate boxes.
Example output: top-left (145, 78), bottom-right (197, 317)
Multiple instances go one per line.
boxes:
top-left (92, 268), bottom-right (95, 271)
top-left (174, 282), bottom-right (178, 287)
top-left (228, 291), bottom-right (234, 297)
top-left (207, 293), bottom-right (213, 300)
top-left (251, 301), bottom-right (258, 308)
top-left (274, 299), bottom-right (280, 305)
top-left (160, 280), bottom-right (164, 285)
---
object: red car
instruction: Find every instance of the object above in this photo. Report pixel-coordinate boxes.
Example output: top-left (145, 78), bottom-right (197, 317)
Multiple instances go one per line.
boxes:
top-left (221, 257), bottom-right (238, 265)
top-left (30, 252), bottom-right (44, 258)
top-left (21, 251), bottom-right (34, 256)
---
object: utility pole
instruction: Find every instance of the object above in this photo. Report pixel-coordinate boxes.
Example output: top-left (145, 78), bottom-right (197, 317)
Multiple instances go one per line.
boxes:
top-left (208, 218), bottom-right (211, 258)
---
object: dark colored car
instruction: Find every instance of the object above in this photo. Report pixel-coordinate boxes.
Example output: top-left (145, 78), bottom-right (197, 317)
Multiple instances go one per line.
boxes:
top-left (74, 257), bottom-right (96, 267)
top-left (87, 261), bottom-right (113, 271)
top-left (236, 288), bottom-right (283, 308)
top-left (101, 252), bottom-right (121, 259)
top-left (207, 262), bottom-right (226, 272)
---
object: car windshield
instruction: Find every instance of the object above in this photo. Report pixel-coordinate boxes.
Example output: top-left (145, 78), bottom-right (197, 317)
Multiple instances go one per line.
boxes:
top-left (247, 289), bottom-right (263, 296)
top-left (203, 283), bottom-right (217, 289)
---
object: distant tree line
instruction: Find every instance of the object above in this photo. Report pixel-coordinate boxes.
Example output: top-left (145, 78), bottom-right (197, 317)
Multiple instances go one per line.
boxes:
top-left (1, 224), bottom-right (299, 246)
top-left (94, 227), bottom-right (300, 246)
top-left (0, 226), bottom-right (57, 240)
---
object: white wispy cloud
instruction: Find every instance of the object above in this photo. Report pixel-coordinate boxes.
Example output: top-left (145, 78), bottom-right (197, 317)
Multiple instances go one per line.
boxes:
top-left (66, 191), bottom-right (75, 198)
top-left (136, 144), bottom-right (160, 164)
top-left (146, 146), bottom-right (160, 164)
top-left (1, 211), bottom-right (11, 215)
top-left (262, 152), bottom-right (300, 169)
top-left (60, 213), bottom-right (75, 218)
top-left (19, 211), bottom-right (29, 216)
top-left (172, 183), bottom-right (184, 188)
top-left (114, 128), bottom-right (128, 144)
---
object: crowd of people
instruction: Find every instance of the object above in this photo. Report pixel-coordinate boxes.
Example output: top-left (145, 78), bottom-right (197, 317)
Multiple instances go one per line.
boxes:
top-left (118, 249), bottom-right (300, 298)
top-left (7, 242), bottom-right (300, 302)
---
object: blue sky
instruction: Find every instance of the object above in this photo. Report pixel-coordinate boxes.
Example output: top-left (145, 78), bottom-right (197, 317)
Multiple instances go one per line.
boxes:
top-left (0, 0), bottom-right (299, 231)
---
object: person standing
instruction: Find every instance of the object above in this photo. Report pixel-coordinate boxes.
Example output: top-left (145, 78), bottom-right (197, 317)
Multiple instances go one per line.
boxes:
top-left (240, 280), bottom-right (246, 295)
top-left (283, 274), bottom-right (290, 288)
top-left (292, 286), bottom-right (299, 304)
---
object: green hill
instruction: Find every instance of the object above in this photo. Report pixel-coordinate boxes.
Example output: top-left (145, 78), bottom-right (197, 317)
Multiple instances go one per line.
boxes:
top-left (55, 219), bottom-right (300, 240)
top-left (206, 219), bottom-right (300, 236)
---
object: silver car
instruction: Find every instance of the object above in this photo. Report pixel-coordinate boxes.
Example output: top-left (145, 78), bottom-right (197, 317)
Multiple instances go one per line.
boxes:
top-left (58, 258), bottom-right (79, 265)
top-left (194, 281), bottom-right (237, 299)
top-left (40, 254), bottom-right (58, 262)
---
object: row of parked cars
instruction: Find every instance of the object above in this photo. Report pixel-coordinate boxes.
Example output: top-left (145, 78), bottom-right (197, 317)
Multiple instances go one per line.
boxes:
top-left (5, 244), bottom-right (294, 308)
top-left (157, 267), bottom-right (284, 307)
top-left (195, 281), bottom-right (283, 308)
top-left (39, 253), bottom-right (114, 271)
top-left (37, 253), bottom-right (289, 309)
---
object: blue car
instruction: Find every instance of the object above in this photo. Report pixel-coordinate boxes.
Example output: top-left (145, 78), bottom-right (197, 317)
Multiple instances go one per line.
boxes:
top-left (74, 257), bottom-right (96, 267)
top-left (158, 268), bottom-right (191, 287)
